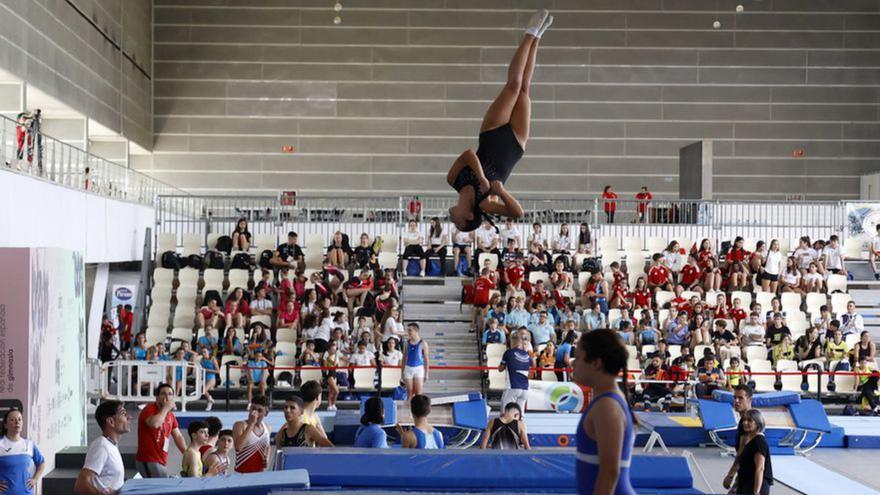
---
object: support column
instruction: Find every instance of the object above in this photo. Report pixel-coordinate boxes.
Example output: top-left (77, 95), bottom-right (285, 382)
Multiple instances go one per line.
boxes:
top-left (679, 140), bottom-right (713, 200)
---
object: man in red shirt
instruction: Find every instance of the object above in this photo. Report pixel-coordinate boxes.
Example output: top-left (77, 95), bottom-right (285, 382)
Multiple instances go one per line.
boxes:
top-left (647, 253), bottom-right (674, 292)
top-left (136, 383), bottom-right (187, 478)
top-left (636, 186), bottom-right (653, 223)
top-left (472, 268), bottom-right (497, 333)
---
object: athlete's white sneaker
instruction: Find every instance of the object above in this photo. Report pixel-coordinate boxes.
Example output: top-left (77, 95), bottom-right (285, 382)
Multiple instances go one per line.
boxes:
top-left (327, 405), bottom-right (338, 412)
top-left (537, 15), bottom-right (554, 38)
top-left (525, 9), bottom-right (549, 38)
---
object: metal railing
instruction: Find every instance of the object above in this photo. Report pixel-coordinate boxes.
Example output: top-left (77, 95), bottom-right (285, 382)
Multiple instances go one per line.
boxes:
top-left (0, 114), bottom-right (185, 206)
top-left (100, 360), bottom-right (205, 411)
top-left (155, 194), bottom-right (848, 256)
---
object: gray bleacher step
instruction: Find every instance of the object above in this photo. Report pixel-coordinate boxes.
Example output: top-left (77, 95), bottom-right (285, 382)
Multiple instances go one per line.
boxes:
top-left (404, 303), bottom-right (471, 323)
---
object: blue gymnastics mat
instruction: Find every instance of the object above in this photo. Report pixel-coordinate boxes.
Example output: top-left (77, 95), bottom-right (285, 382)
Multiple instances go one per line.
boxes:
top-left (120, 469), bottom-right (310, 495)
top-left (278, 448), bottom-right (697, 492)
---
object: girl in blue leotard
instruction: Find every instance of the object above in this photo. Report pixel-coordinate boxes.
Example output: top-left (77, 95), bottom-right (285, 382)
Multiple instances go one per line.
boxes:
top-left (572, 329), bottom-right (637, 495)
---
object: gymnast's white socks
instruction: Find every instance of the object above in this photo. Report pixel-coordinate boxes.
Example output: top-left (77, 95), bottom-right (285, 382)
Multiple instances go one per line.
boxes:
top-left (537, 15), bottom-right (553, 39)
top-left (525, 9), bottom-right (549, 38)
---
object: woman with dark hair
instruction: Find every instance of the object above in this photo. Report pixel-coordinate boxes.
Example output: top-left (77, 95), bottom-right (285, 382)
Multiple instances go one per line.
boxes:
top-left (446, 10), bottom-right (554, 232)
top-left (425, 217), bottom-right (449, 275)
top-left (401, 220), bottom-right (427, 276)
top-left (0, 408), bottom-right (45, 494)
top-left (480, 402), bottom-right (530, 450)
top-left (728, 409), bottom-right (773, 495)
top-left (354, 397), bottom-right (389, 448)
top-left (602, 186), bottom-right (617, 224)
top-left (572, 329), bottom-right (636, 495)
top-left (231, 218), bottom-right (251, 252)
top-left (578, 223), bottom-right (592, 255)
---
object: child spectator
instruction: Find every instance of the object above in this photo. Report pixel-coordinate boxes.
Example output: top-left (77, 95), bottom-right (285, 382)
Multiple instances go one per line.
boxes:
top-left (351, 341), bottom-right (377, 370)
top-left (665, 311), bottom-right (690, 347)
top-left (199, 348), bottom-right (219, 411)
top-left (246, 350), bottom-right (271, 404)
top-left (472, 268), bottom-right (497, 333)
top-left (483, 318), bottom-right (506, 345)
top-left (741, 313), bottom-right (766, 348)
top-left (680, 255), bottom-right (703, 294)
top-left (581, 270), bottom-right (609, 315)
top-left (608, 279), bottom-right (631, 310)
top-left (772, 334), bottom-right (795, 365)
top-left (197, 299), bottom-right (223, 331)
top-left (353, 233), bottom-right (375, 270)
top-left (538, 342), bottom-right (556, 377)
top-left (323, 341), bottom-right (349, 411)
top-left (766, 314), bottom-right (791, 348)
top-left (712, 319), bottom-right (740, 361)
top-left (631, 278), bottom-right (651, 311)
top-left (648, 253), bottom-right (674, 292)
top-left (277, 300), bottom-right (300, 331)
top-left (225, 289), bottom-right (250, 330)
top-left (635, 186), bottom-right (653, 222)
top-left (250, 286), bottom-right (273, 318)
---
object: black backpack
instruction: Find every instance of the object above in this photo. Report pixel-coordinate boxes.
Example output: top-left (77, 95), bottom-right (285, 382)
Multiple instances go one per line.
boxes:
top-left (231, 252), bottom-right (251, 270)
top-left (215, 235), bottom-right (233, 255)
top-left (186, 254), bottom-right (203, 270)
top-left (205, 250), bottom-right (225, 270)
top-left (161, 250), bottom-right (181, 270)
top-left (258, 249), bottom-right (274, 269)
top-left (581, 257), bottom-right (600, 274)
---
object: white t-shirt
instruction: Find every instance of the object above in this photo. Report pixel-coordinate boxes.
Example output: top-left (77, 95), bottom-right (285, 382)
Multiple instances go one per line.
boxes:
top-left (475, 227), bottom-right (498, 250)
top-left (822, 245), bottom-right (842, 270)
top-left (804, 272), bottom-right (823, 284)
top-left (554, 234), bottom-right (571, 252)
top-left (764, 250), bottom-right (784, 275)
top-left (251, 298), bottom-right (273, 312)
top-left (741, 325), bottom-right (766, 346)
top-left (350, 351), bottom-right (374, 366)
top-left (313, 317), bottom-right (334, 342)
top-left (793, 247), bottom-right (816, 269)
top-left (83, 436), bottom-right (125, 491)
top-left (499, 227), bottom-right (519, 247)
top-left (664, 250), bottom-right (683, 272)
top-left (453, 231), bottom-right (472, 246)
top-left (382, 318), bottom-right (404, 342)
top-left (529, 232), bottom-right (546, 248)
top-left (380, 349), bottom-right (403, 366)
top-left (781, 270), bottom-right (801, 285)
top-left (402, 230), bottom-right (422, 245)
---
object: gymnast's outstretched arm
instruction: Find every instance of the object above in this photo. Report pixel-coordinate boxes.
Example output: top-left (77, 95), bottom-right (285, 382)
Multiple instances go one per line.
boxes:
top-left (446, 149), bottom-right (487, 189)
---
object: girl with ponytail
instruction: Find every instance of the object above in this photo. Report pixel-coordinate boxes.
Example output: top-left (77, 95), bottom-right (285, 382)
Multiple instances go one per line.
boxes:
top-left (572, 329), bottom-right (637, 495)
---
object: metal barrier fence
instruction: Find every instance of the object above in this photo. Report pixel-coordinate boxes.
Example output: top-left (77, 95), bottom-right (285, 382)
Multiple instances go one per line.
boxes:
top-left (100, 360), bottom-right (205, 411)
top-left (0, 114), bottom-right (184, 206)
top-left (156, 195), bottom-right (847, 256)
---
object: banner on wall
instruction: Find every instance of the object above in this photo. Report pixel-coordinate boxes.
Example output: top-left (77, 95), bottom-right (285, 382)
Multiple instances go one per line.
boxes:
top-left (845, 202), bottom-right (880, 244)
top-left (110, 284), bottom-right (137, 309)
top-left (526, 380), bottom-right (590, 413)
top-left (0, 247), bottom-right (86, 483)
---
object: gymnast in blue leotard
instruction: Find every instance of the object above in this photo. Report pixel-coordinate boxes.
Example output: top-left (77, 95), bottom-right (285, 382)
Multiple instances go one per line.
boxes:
top-left (572, 329), bottom-right (637, 495)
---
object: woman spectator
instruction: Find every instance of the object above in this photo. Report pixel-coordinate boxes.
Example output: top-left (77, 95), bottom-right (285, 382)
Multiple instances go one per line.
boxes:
top-left (231, 218), bottom-right (251, 252)
top-left (695, 239), bottom-right (721, 291)
top-left (527, 241), bottom-right (549, 273)
top-left (631, 278), bottom-right (651, 311)
top-left (780, 257), bottom-right (804, 295)
top-left (760, 239), bottom-right (785, 293)
top-left (98, 329), bottom-right (120, 364)
top-left (727, 409), bottom-right (773, 495)
top-left (380, 338), bottom-right (403, 367)
top-left (222, 327), bottom-right (244, 356)
top-left (225, 288), bottom-right (250, 329)
top-left (795, 326), bottom-right (824, 366)
top-left (662, 241), bottom-right (683, 276)
top-left (196, 326), bottom-right (220, 356)
top-left (327, 231), bottom-right (352, 269)
top-left (378, 306), bottom-right (405, 346)
top-left (538, 342), bottom-right (556, 378)
top-left (451, 226), bottom-right (473, 276)
top-left (199, 347), bottom-right (219, 411)
top-left (528, 222), bottom-right (547, 251)
top-left (132, 333), bottom-right (148, 360)
top-left (549, 258), bottom-right (573, 291)
top-left (771, 334), bottom-right (795, 365)
top-left (602, 185), bottom-right (617, 223)
top-left (277, 300), bottom-right (300, 331)
top-left (793, 236), bottom-right (816, 273)
top-left (851, 330), bottom-right (877, 365)
top-left (726, 237), bottom-right (750, 291)
top-left (552, 223), bottom-right (572, 262)
top-left (635, 186), bottom-right (653, 223)
top-left (425, 217), bottom-right (449, 275)
top-left (577, 222), bottom-right (592, 255)
top-left (353, 233), bottom-right (375, 270)
top-left (401, 220), bottom-right (427, 276)
top-left (802, 262), bottom-right (825, 293)
top-left (0, 408), bottom-right (45, 494)
top-left (248, 323), bottom-right (274, 359)
top-left (690, 314), bottom-right (711, 348)
top-left (480, 402), bottom-right (530, 449)
top-left (354, 397), bottom-right (389, 448)
top-left (197, 299), bottom-right (224, 330)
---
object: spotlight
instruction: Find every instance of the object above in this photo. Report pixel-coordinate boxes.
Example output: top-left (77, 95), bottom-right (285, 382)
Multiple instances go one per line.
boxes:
top-left (712, 20), bottom-right (721, 29)
top-left (333, 16), bottom-right (342, 25)
top-left (736, 4), bottom-right (744, 13)
top-left (334, 2), bottom-right (343, 12)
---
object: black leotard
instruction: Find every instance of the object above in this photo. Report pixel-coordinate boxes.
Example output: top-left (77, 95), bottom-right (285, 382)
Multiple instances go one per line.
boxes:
top-left (453, 123), bottom-right (525, 203)
top-left (278, 424), bottom-right (309, 447)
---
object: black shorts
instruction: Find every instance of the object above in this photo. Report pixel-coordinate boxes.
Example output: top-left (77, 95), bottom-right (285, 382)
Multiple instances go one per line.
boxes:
top-left (829, 268), bottom-right (842, 274)
top-left (761, 273), bottom-right (779, 282)
top-left (453, 244), bottom-right (470, 250)
top-left (403, 245), bottom-right (425, 258)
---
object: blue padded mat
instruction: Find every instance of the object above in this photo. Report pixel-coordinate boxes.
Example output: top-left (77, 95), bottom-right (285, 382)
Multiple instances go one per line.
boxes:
top-left (452, 399), bottom-right (489, 430)
top-left (120, 470), bottom-right (309, 494)
top-left (788, 399), bottom-right (832, 433)
top-left (278, 448), bottom-right (694, 490)
top-left (697, 399), bottom-right (737, 431)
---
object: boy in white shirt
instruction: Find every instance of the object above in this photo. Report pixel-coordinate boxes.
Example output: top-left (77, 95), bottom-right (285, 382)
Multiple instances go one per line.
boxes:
top-left (822, 235), bottom-right (846, 277)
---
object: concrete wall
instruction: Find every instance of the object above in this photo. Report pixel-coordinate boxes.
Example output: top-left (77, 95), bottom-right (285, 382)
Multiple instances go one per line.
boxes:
top-left (146, 0), bottom-right (880, 199)
top-left (0, 0), bottom-right (153, 149)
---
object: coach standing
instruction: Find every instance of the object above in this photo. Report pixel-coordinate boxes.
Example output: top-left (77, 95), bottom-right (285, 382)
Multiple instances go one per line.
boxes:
top-left (135, 384), bottom-right (186, 478)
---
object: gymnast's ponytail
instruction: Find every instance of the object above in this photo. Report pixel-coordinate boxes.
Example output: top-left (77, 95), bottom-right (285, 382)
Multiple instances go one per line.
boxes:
top-left (577, 329), bottom-right (639, 426)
